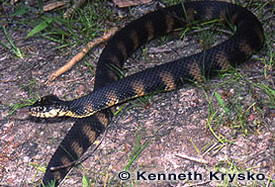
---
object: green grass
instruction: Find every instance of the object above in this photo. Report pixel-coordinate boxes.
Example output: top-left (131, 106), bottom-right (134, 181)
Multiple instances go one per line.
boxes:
top-left (5, 0), bottom-right (113, 49)
top-left (9, 81), bottom-right (40, 116)
top-left (1, 25), bottom-right (24, 59)
top-left (205, 69), bottom-right (273, 134)
top-left (125, 130), bottom-right (151, 171)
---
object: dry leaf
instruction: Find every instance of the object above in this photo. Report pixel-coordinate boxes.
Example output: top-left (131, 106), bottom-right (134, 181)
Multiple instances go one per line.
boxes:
top-left (112, 0), bottom-right (152, 8)
top-left (43, 1), bottom-right (68, 12)
top-left (10, 0), bottom-right (20, 4)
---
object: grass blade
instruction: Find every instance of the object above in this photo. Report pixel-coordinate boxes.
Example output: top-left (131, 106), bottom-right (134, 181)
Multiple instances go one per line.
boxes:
top-left (11, 6), bottom-right (30, 16)
top-left (26, 18), bottom-right (53, 38)
top-left (215, 91), bottom-right (230, 116)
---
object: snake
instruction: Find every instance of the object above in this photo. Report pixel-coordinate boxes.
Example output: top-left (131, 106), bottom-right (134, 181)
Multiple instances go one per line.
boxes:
top-left (29, 1), bottom-right (264, 186)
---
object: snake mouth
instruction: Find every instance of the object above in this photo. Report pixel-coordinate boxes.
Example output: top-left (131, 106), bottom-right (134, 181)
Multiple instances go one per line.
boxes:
top-left (29, 106), bottom-right (67, 118)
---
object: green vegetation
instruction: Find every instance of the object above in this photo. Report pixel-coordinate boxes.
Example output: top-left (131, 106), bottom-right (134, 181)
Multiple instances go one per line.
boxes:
top-left (9, 81), bottom-right (40, 116)
top-left (1, 25), bottom-right (24, 58)
top-left (4, 0), bottom-right (113, 50)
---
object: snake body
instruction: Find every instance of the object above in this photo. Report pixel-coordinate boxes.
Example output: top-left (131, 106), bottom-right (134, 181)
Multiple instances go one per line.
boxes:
top-left (29, 1), bottom-right (264, 186)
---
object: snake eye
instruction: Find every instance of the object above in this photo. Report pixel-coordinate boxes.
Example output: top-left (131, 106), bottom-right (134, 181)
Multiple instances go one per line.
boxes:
top-left (38, 95), bottom-right (63, 105)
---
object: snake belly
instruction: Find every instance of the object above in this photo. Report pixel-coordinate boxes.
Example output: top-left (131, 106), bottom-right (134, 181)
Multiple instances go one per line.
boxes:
top-left (32, 1), bottom-right (264, 186)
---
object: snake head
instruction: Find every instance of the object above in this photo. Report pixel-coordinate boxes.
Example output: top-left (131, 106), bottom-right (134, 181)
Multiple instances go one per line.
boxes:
top-left (29, 94), bottom-right (68, 118)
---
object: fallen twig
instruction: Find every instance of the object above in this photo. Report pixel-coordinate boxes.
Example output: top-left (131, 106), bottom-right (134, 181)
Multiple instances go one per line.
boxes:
top-left (175, 153), bottom-right (208, 164)
top-left (47, 27), bottom-right (119, 81)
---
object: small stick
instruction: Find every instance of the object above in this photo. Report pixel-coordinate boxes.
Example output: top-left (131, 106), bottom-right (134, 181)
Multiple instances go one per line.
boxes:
top-left (175, 153), bottom-right (208, 164)
top-left (50, 161), bottom-right (75, 171)
top-left (47, 27), bottom-right (119, 81)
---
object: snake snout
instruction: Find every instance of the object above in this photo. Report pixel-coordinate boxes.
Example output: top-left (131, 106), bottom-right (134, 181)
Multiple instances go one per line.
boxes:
top-left (29, 95), bottom-right (68, 118)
